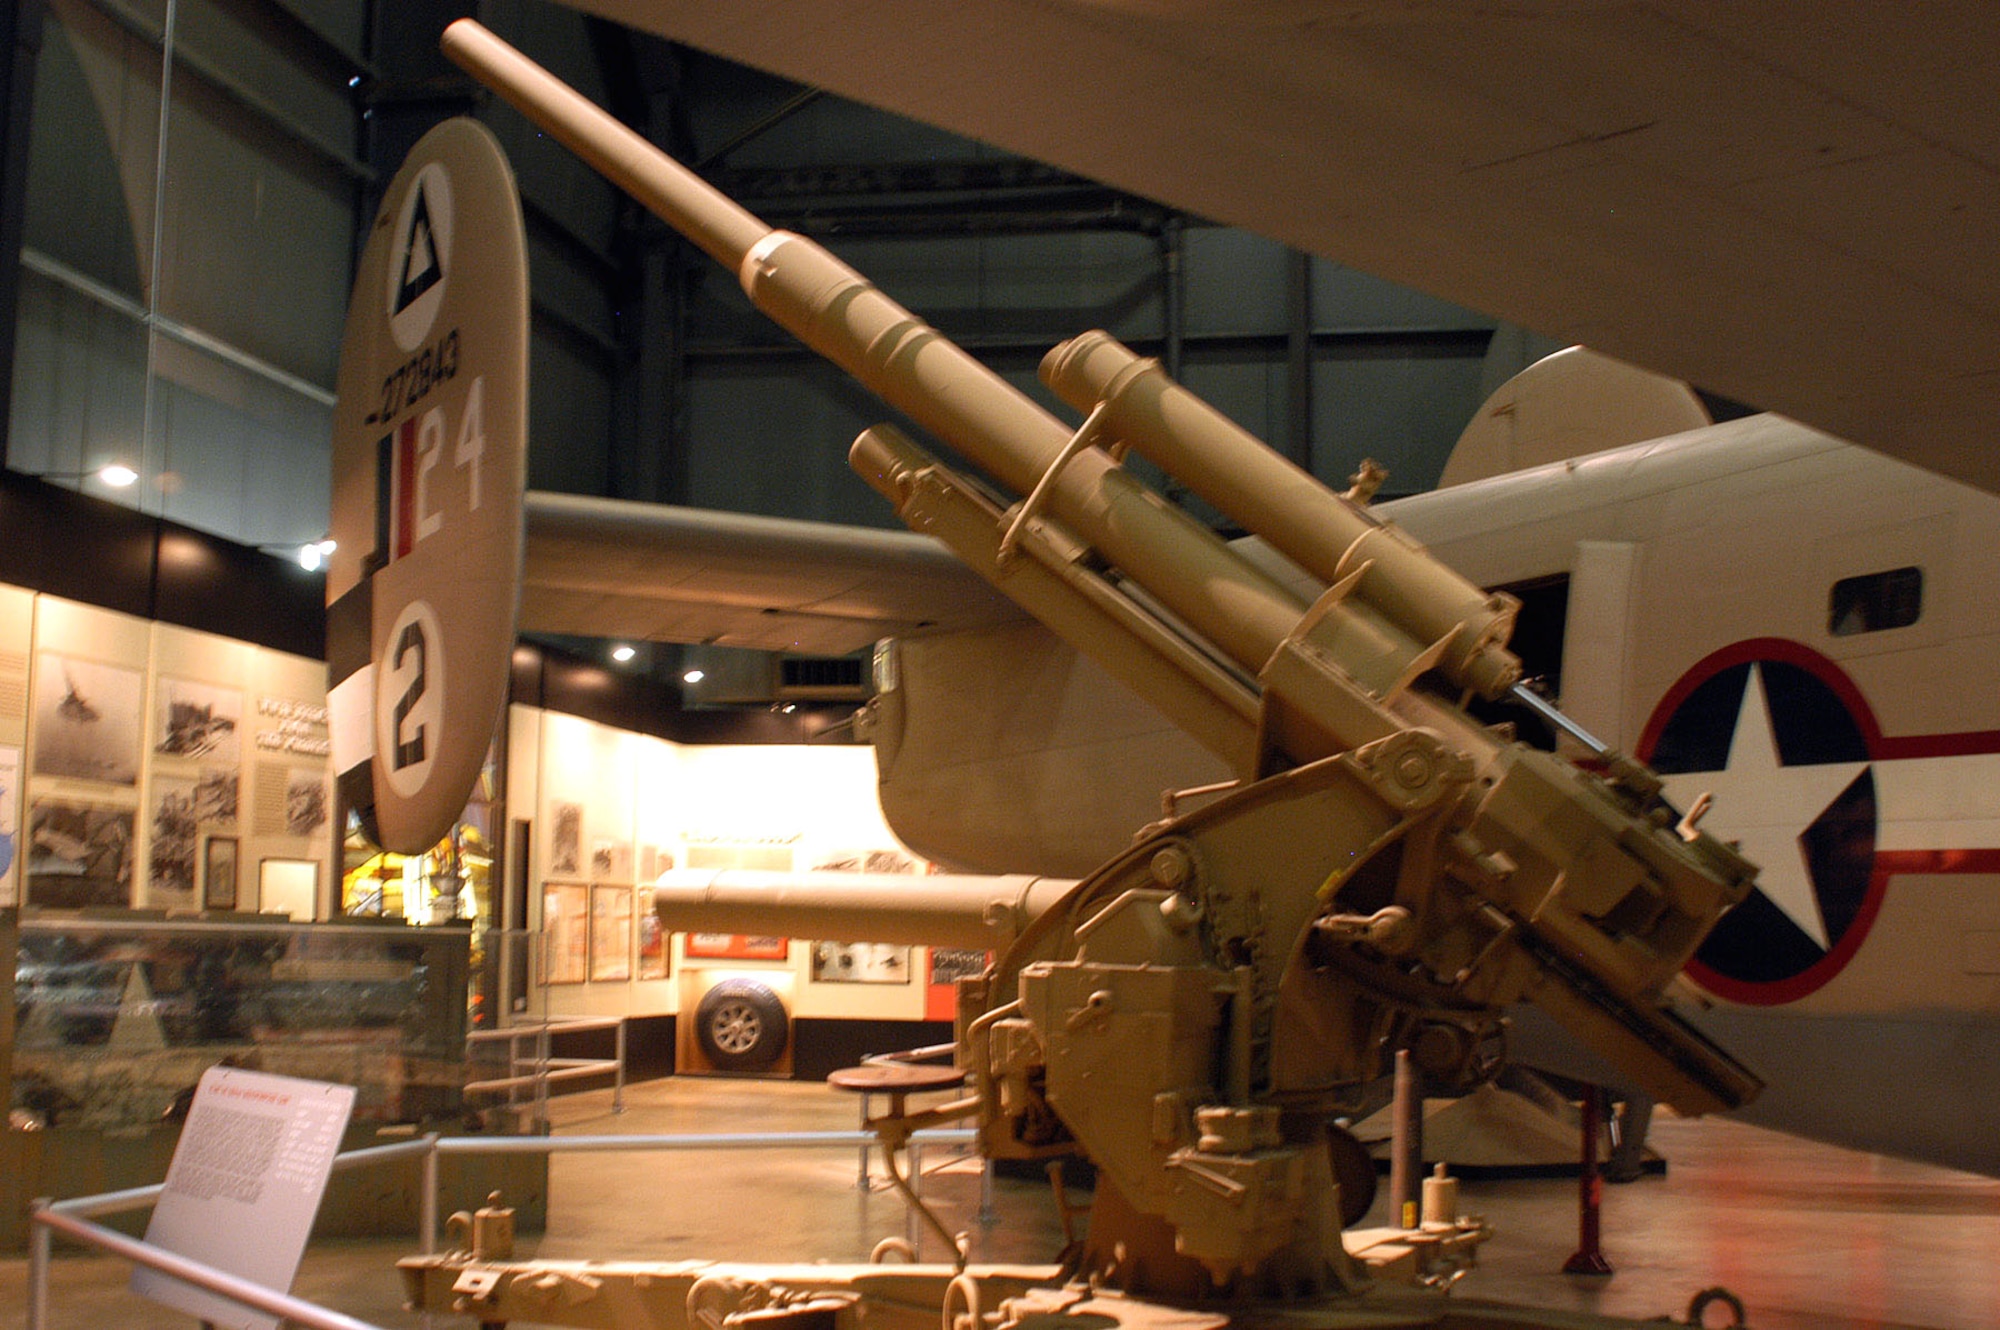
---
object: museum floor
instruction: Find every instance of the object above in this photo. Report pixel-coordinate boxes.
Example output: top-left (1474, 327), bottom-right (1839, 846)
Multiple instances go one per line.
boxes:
top-left (7, 1074), bottom-right (2000, 1330)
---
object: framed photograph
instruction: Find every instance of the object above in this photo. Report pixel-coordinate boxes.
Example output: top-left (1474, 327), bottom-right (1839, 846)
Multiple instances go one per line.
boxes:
top-left (33, 653), bottom-right (143, 785)
top-left (203, 836), bottom-right (239, 910)
top-left (590, 884), bottom-right (633, 982)
top-left (542, 881), bottom-right (588, 984)
top-left (637, 889), bottom-right (668, 979)
top-left (26, 798), bottom-right (135, 908)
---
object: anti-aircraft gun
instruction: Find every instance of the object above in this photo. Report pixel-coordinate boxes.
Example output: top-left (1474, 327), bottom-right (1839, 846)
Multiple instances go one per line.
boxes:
top-left (403, 19), bottom-right (1763, 1328)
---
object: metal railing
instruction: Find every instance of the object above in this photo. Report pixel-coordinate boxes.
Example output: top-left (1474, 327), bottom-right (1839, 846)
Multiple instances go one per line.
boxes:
top-left (27, 1138), bottom-right (432, 1330)
top-left (26, 1124), bottom-right (980, 1330)
top-left (464, 1015), bottom-right (627, 1129)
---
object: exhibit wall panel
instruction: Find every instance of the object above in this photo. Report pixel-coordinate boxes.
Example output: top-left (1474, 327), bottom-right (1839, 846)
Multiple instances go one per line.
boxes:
top-left (519, 704), bottom-right (931, 1026)
top-left (0, 585), bottom-right (32, 908)
top-left (15, 585), bottom-right (332, 916)
top-left (534, 709), bottom-right (643, 1018)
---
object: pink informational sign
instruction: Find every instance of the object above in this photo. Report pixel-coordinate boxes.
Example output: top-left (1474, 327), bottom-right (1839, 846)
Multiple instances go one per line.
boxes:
top-left (132, 1067), bottom-right (355, 1330)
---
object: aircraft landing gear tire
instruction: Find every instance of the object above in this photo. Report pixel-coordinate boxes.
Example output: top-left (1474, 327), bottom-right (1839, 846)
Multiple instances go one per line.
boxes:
top-left (694, 978), bottom-right (789, 1071)
top-left (1684, 1287), bottom-right (1747, 1328)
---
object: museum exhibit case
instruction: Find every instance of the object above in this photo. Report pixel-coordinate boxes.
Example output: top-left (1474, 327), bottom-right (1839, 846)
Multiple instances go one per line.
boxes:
top-left (0, 912), bottom-right (545, 1251)
top-left (12, 913), bottom-right (471, 1130)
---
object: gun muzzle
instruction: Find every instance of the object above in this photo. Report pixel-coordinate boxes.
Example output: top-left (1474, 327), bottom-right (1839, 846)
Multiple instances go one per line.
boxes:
top-left (1043, 331), bottom-right (1519, 699)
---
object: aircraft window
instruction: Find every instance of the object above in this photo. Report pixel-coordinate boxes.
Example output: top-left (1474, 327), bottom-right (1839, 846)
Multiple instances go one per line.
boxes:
top-left (1828, 566), bottom-right (1922, 636)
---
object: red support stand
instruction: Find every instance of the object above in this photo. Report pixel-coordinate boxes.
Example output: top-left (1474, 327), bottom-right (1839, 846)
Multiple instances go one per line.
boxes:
top-left (1562, 1086), bottom-right (1614, 1276)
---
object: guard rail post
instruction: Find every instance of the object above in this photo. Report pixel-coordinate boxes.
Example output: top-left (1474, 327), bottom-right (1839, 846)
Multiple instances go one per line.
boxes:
top-left (856, 1091), bottom-right (874, 1191)
top-left (534, 1023), bottom-right (552, 1134)
top-left (614, 1017), bottom-right (627, 1114)
top-left (28, 1198), bottom-right (51, 1330)
top-left (421, 1132), bottom-right (441, 1255)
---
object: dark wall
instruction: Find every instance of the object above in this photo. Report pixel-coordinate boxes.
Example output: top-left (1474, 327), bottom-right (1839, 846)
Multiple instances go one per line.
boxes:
top-left (0, 470), bottom-right (325, 658)
top-left (790, 1019), bottom-right (953, 1083)
top-left (549, 1013), bottom-right (676, 1082)
top-left (509, 639), bottom-right (857, 746)
top-left (0, 1), bottom-right (41, 460)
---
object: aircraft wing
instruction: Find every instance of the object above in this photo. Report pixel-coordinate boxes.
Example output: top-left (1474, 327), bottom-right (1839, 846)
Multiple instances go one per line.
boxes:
top-left (564, 1), bottom-right (2000, 494)
top-left (522, 491), bottom-right (1023, 654)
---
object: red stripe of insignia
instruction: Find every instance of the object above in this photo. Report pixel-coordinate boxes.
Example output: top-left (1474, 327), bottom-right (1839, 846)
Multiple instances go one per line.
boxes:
top-left (1873, 848), bottom-right (2000, 874)
top-left (1640, 638), bottom-right (2000, 762)
top-left (1876, 731), bottom-right (2000, 760)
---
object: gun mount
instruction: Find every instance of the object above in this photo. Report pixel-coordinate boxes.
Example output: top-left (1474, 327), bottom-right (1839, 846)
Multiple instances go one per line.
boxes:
top-left (415, 19), bottom-right (1764, 1326)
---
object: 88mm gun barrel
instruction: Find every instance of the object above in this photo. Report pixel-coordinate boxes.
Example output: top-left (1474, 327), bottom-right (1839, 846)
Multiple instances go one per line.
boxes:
top-left (440, 19), bottom-right (1514, 754)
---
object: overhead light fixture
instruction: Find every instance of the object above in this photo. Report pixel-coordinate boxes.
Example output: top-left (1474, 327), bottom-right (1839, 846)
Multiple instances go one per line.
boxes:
top-left (297, 538), bottom-right (337, 572)
top-left (28, 462), bottom-right (139, 488)
top-left (682, 668), bottom-right (705, 684)
top-left (611, 644), bottom-right (636, 663)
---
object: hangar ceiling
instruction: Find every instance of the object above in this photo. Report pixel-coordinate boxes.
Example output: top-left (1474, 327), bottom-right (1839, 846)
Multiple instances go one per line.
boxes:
top-left (561, 1), bottom-right (2000, 495)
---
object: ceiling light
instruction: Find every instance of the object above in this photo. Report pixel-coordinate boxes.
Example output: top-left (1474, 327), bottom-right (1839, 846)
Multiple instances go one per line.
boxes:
top-left (98, 464), bottom-right (138, 488)
top-left (611, 644), bottom-right (636, 663)
top-left (682, 668), bottom-right (705, 684)
top-left (298, 538), bottom-right (336, 571)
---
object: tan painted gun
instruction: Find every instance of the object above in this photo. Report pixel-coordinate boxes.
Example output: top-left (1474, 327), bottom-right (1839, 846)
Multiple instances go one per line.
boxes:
top-left (443, 18), bottom-right (1759, 1297)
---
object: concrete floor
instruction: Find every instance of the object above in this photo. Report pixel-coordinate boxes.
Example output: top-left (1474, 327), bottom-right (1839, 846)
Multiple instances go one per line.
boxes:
top-left (7, 1075), bottom-right (1999, 1329)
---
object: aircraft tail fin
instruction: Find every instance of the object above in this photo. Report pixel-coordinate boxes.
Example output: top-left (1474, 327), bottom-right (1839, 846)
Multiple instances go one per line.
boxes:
top-left (1439, 346), bottom-right (1710, 487)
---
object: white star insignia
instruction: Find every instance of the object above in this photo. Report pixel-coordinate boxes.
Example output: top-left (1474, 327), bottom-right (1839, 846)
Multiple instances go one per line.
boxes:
top-left (1660, 664), bottom-right (1867, 950)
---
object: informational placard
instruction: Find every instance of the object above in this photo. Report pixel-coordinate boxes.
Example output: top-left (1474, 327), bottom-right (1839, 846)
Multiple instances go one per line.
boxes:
top-left (132, 1067), bottom-right (356, 1330)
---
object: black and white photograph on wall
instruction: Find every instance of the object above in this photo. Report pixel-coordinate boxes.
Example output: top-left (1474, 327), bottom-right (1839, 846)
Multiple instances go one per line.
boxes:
top-left (149, 776), bottom-right (201, 907)
top-left (590, 836), bottom-right (632, 883)
top-left (204, 836), bottom-right (239, 910)
top-left (810, 940), bottom-right (911, 984)
top-left (192, 767), bottom-right (239, 824)
top-left (285, 772), bottom-right (327, 836)
top-left (811, 848), bottom-right (920, 875)
top-left (590, 883), bottom-right (633, 982)
top-left (32, 654), bottom-right (142, 785)
top-left (27, 798), bottom-right (135, 908)
top-left (154, 678), bottom-right (242, 762)
top-left (550, 801), bottom-right (582, 875)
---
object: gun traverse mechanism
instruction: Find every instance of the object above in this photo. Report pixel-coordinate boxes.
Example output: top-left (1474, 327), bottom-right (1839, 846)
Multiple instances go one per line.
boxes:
top-left (410, 19), bottom-right (1764, 1328)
